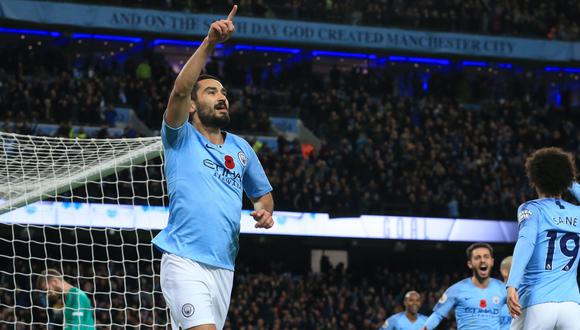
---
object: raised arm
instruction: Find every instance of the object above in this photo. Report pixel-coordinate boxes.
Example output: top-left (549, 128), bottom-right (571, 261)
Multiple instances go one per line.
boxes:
top-left (165, 5), bottom-right (237, 128)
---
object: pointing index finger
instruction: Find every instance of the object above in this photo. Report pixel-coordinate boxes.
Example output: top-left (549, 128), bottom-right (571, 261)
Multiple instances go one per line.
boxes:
top-left (227, 5), bottom-right (238, 21)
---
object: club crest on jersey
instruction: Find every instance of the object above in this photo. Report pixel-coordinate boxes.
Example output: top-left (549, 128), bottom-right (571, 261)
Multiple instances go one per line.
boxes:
top-left (439, 293), bottom-right (448, 303)
top-left (518, 209), bottom-right (532, 223)
top-left (492, 296), bottom-right (500, 305)
top-left (238, 151), bottom-right (248, 167)
top-left (182, 303), bottom-right (195, 317)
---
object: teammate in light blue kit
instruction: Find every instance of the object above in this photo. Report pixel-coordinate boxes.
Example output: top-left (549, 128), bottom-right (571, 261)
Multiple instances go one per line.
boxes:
top-left (424, 243), bottom-right (506, 329)
top-left (499, 256), bottom-right (512, 330)
top-left (380, 291), bottom-right (428, 330)
top-left (506, 147), bottom-right (580, 329)
top-left (152, 6), bottom-right (275, 330)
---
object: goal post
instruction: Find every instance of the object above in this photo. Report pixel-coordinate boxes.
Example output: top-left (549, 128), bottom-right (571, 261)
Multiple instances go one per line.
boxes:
top-left (0, 132), bottom-right (170, 328)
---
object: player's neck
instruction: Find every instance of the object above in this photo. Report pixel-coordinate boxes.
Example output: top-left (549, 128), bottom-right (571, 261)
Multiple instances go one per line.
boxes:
top-left (538, 193), bottom-right (561, 199)
top-left (405, 311), bottom-right (417, 322)
top-left (193, 121), bottom-right (224, 145)
top-left (471, 275), bottom-right (490, 289)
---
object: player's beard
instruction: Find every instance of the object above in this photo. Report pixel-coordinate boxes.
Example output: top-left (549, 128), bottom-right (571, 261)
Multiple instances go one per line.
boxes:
top-left (473, 267), bottom-right (490, 282)
top-left (196, 102), bottom-right (230, 129)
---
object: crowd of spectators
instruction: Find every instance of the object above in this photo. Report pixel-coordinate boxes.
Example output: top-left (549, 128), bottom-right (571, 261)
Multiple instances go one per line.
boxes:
top-left (46, 0), bottom-right (580, 40)
top-left (259, 61), bottom-right (580, 219)
top-left (2, 44), bottom-right (580, 220)
top-left (0, 46), bottom-right (270, 137)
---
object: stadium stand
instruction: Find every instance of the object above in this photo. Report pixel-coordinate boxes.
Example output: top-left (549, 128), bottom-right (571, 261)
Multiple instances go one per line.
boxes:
top-left (40, 0), bottom-right (580, 40)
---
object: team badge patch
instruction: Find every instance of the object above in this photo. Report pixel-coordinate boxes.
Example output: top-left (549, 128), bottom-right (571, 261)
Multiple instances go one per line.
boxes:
top-left (439, 293), bottom-right (448, 303)
top-left (238, 151), bottom-right (248, 167)
top-left (492, 295), bottom-right (500, 304)
top-left (182, 303), bottom-right (195, 317)
top-left (518, 209), bottom-right (532, 223)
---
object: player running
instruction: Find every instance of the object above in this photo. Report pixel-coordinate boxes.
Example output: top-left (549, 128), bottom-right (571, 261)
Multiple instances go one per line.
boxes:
top-left (380, 290), bottom-right (428, 330)
top-left (506, 147), bottom-right (580, 329)
top-left (423, 243), bottom-right (506, 329)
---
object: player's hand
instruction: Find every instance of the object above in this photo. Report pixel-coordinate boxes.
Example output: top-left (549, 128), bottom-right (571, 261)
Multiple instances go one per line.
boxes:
top-left (507, 286), bottom-right (521, 317)
top-left (250, 209), bottom-right (274, 229)
top-left (207, 5), bottom-right (237, 44)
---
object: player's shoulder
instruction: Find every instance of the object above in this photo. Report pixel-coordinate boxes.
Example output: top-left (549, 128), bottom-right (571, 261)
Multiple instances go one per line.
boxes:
top-left (383, 312), bottom-right (402, 328)
top-left (418, 313), bottom-right (428, 321)
top-left (443, 278), bottom-right (470, 297)
top-left (517, 199), bottom-right (543, 222)
top-left (226, 132), bottom-right (253, 149)
top-left (451, 277), bottom-right (472, 290)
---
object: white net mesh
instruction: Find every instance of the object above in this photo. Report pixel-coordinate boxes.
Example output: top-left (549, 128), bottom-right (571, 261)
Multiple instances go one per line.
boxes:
top-left (0, 132), bottom-right (169, 329)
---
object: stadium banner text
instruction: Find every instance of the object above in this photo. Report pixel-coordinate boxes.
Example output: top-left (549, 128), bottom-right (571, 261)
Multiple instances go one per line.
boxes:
top-left (1, 0), bottom-right (579, 61)
top-left (0, 201), bottom-right (518, 242)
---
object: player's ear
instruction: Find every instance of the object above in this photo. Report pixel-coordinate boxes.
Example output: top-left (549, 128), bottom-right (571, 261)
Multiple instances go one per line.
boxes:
top-left (467, 260), bottom-right (473, 269)
top-left (190, 101), bottom-right (197, 114)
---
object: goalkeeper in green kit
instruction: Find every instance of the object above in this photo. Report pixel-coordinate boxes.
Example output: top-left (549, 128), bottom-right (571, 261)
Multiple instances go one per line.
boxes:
top-left (37, 269), bottom-right (95, 329)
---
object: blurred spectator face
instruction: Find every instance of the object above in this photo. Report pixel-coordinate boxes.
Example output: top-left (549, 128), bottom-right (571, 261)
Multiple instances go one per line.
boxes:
top-left (403, 291), bottom-right (422, 314)
top-left (467, 247), bottom-right (494, 281)
top-left (193, 79), bottom-right (230, 128)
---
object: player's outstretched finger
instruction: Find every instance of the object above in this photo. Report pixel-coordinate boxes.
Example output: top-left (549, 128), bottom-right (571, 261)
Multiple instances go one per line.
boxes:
top-left (217, 21), bottom-right (229, 35)
top-left (227, 5), bottom-right (238, 21)
top-left (210, 22), bottom-right (225, 36)
top-left (225, 21), bottom-right (235, 33)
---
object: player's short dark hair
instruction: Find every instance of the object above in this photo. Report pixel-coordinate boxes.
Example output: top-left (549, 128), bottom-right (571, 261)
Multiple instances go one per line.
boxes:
top-left (525, 147), bottom-right (576, 196)
top-left (36, 268), bottom-right (62, 289)
top-left (466, 242), bottom-right (494, 260)
top-left (191, 74), bottom-right (222, 100)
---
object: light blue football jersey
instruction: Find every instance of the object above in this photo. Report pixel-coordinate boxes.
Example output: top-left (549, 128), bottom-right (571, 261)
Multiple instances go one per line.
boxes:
top-left (424, 278), bottom-right (506, 330)
top-left (499, 303), bottom-right (511, 330)
top-left (152, 120), bottom-right (272, 271)
top-left (380, 312), bottom-right (428, 330)
top-left (506, 197), bottom-right (580, 309)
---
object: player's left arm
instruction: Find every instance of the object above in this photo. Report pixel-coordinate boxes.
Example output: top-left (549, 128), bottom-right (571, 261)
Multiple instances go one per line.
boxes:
top-left (506, 203), bottom-right (539, 317)
top-left (242, 144), bottom-right (274, 229)
top-left (423, 289), bottom-right (456, 330)
top-left (251, 192), bottom-right (274, 229)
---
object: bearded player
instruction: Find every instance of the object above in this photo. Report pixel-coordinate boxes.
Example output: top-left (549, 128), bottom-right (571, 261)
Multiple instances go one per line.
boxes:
top-left (152, 5), bottom-right (275, 330)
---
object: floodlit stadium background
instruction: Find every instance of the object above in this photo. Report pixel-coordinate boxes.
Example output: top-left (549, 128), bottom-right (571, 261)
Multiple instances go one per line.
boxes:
top-left (1, 0), bottom-right (580, 329)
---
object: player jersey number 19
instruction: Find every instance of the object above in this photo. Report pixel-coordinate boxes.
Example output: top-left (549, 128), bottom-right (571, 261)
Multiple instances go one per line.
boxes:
top-left (545, 231), bottom-right (580, 271)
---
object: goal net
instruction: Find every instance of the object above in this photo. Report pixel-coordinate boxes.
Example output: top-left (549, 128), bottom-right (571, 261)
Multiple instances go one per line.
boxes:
top-left (0, 132), bottom-right (170, 328)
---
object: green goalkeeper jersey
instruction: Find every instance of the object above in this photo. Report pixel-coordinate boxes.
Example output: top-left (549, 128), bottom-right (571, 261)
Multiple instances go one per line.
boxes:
top-left (64, 287), bottom-right (95, 329)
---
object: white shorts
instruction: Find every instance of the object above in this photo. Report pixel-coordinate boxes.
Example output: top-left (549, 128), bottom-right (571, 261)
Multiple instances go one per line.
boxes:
top-left (510, 301), bottom-right (580, 330)
top-left (160, 253), bottom-right (234, 330)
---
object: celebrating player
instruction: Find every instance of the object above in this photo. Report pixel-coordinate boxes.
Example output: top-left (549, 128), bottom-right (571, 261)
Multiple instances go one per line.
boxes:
top-left (499, 256), bottom-right (512, 330)
top-left (423, 243), bottom-right (506, 329)
top-left (506, 147), bottom-right (580, 329)
top-left (36, 269), bottom-right (95, 329)
top-left (380, 290), bottom-right (428, 330)
top-left (151, 5), bottom-right (275, 330)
